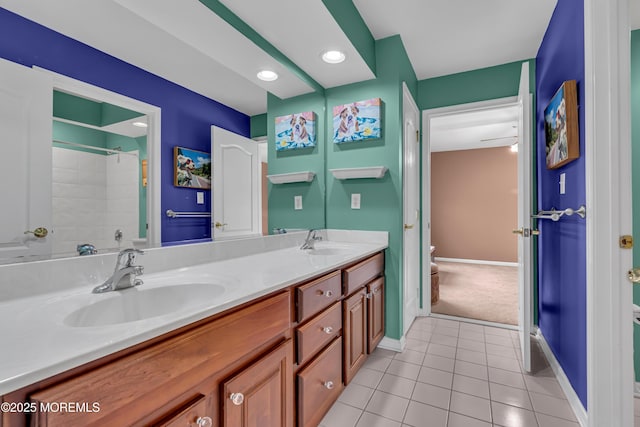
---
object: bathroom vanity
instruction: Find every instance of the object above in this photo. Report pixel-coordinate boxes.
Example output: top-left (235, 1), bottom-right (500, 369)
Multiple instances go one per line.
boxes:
top-left (0, 230), bottom-right (387, 427)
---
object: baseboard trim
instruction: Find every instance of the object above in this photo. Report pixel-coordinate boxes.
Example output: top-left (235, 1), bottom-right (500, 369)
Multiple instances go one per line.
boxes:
top-left (378, 335), bottom-right (406, 353)
top-left (434, 257), bottom-right (518, 267)
top-left (536, 330), bottom-right (588, 426)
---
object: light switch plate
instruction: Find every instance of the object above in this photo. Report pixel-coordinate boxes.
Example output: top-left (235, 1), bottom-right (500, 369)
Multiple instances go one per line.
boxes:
top-left (351, 193), bottom-right (361, 209)
top-left (294, 195), bottom-right (303, 210)
top-left (197, 192), bottom-right (204, 204)
top-left (560, 173), bottom-right (566, 195)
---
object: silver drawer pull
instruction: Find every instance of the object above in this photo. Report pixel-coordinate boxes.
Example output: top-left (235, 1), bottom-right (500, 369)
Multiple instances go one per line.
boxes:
top-left (323, 326), bottom-right (333, 334)
top-left (324, 381), bottom-right (334, 390)
top-left (230, 392), bottom-right (244, 406)
top-left (324, 290), bottom-right (333, 298)
top-left (196, 416), bottom-right (213, 427)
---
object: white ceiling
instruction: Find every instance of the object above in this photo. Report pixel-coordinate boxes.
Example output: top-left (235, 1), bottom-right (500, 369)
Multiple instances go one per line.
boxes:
top-left (0, 0), bottom-right (313, 116)
top-left (353, 0), bottom-right (557, 79)
top-left (5, 0), bottom-right (635, 122)
top-left (218, 0), bottom-right (375, 88)
top-left (430, 105), bottom-right (519, 152)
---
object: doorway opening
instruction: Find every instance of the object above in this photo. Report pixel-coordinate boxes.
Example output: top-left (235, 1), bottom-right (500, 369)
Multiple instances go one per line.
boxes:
top-left (422, 97), bottom-right (522, 328)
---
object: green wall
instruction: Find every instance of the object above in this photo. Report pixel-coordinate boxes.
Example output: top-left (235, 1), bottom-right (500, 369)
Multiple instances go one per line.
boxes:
top-left (53, 90), bottom-right (143, 127)
top-left (267, 35), bottom-right (417, 340)
top-left (418, 60), bottom-right (534, 110)
top-left (417, 59), bottom-right (539, 323)
top-left (250, 113), bottom-right (267, 138)
top-left (631, 29), bottom-right (640, 381)
top-left (267, 92), bottom-right (327, 232)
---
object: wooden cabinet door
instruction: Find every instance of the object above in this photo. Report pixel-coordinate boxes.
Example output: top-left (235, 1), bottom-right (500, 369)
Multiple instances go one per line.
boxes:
top-left (222, 340), bottom-right (293, 427)
top-left (367, 278), bottom-right (385, 354)
top-left (343, 288), bottom-right (368, 385)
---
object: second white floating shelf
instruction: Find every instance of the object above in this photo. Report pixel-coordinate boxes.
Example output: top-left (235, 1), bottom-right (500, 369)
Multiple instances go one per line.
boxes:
top-left (267, 171), bottom-right (315, 184)
top-left (330, 166), bottom-right (388, 180)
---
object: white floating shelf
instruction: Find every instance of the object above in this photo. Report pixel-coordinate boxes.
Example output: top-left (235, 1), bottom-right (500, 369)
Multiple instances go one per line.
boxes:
top-left (330, 166), bottom-right (388, 180)
top-left (267, 171), bottom-right (315, 184)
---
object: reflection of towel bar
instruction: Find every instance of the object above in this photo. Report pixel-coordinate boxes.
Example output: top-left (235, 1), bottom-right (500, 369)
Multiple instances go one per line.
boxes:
top-left (166, 209), bottom-right (211, 218)
top-left (531, 205), bottom-right (586, 221)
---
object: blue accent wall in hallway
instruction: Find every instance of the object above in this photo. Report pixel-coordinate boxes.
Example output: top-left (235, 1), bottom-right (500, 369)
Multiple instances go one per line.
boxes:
top-left (0, 8), bottom-right (250, 245)
top-left (535, 0), bottom-right (587, 407)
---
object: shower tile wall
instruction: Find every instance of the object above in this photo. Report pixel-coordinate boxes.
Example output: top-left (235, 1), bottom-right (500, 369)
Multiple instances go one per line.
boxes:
top-left (52, 147), bottom-right (139, 255)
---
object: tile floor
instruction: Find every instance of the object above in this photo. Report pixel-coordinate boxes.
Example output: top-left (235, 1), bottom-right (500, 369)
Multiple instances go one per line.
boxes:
top-left (320, 316), bottom-right (580, 427)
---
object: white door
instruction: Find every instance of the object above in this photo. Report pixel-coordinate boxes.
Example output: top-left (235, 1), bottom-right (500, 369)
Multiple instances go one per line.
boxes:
top-left (211, 126), bottom-right (260, 239)
top-left (0, 59), bottom-right (52, 259)
top-left (516, 62), bottom-right (533, 372)
top-left (403, 83), bottom-right (420, 334)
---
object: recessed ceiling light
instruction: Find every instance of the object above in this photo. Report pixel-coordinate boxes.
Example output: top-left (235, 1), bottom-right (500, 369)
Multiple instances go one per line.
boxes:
top-left (132, 121), bottom-right (148, 128)
top-left (322, 50), bottom-right (346, 64)
top-left (257, 70), bottom-right (278, 81)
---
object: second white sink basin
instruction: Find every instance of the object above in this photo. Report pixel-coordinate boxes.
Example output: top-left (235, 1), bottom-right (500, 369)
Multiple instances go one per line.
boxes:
top-left (64, 283), bottom-right (225, 327)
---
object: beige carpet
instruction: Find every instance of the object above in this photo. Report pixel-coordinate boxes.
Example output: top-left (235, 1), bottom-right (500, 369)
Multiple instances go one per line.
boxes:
top-left (431, 261), bottom-right (518, 325)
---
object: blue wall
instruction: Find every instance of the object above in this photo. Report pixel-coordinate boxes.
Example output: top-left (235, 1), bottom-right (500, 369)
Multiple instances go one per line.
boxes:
top-left (535, 0), bottom-right (587, 407)
top-left (0, 8), bottom-right (250, 245)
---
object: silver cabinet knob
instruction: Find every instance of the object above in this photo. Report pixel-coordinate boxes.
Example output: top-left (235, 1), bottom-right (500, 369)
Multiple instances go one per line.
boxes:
top-left (323, 326), bottom-right (333, 334)
top-left (196, 416), bottom-right (213, 427)
top-left (324, 381), bottom-right (334, 390)
top-left (230, 392), bottom-right (244, 406)
top-left (324, 290), bottom-right (333, 297)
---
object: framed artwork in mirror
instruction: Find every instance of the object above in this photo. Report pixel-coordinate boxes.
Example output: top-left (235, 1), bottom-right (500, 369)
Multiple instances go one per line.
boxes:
top-left (544, 80), bottom-right (579, 169)
top-left (173, 146), bottom-right (211, 189)
top-left (332, 98), bottom-right (381, 144)
top-left (275, 111), bottom-right (317, 151)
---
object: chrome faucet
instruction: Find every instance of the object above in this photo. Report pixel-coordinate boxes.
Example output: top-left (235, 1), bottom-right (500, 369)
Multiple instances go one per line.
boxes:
top-left (300, 229), bottom-right (322, 250)
top-left (92, 248), bottom-right (144, 293)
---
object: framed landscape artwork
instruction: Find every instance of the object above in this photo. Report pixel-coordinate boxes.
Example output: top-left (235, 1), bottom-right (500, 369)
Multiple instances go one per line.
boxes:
top-left (544, 80), bottom-right (579, 169)
top-left (173, 146), bottom-right (211, 189)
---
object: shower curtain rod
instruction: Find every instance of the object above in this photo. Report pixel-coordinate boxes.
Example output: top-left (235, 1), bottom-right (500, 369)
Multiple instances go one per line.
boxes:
top-left (53, 139), bottom-right (139, 157)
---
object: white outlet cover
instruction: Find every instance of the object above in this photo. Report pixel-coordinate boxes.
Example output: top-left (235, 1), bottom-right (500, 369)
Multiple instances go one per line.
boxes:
top-left (351, 193), bottom-right (361, 209)
top-left (294, 195), bottom-right (303, 210)
top-left (197, 192), bottom-right (204, 204)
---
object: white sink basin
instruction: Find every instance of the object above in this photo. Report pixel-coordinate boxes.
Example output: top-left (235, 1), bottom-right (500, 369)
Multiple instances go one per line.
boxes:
top-left (64, 283), bottom-right (225, 327)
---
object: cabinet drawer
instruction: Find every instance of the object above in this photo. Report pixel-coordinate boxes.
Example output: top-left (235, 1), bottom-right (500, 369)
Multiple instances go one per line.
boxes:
top-left (296, 271), bottom-right (342, 323)
top-left (157, 395), bottom-right (211, 427)
top-left (343, 252), bottom-right (384, 296)
top-left (296, 301), bottom-right (341, 365)
top-left (29, 291), bottom-right (291, 427)
top-left (297, 337), bottom-right (344, 427)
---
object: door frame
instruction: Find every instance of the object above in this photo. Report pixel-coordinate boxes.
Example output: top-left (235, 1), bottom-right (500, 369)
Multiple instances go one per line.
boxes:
top-left (402, 82), bottom-right (420, 334)
top-left (34, 67), bottom-right (163, 246)
top-left (584, 0), bottom-right (633, 425)
top-left (420, 96), bottom-right (520, 315)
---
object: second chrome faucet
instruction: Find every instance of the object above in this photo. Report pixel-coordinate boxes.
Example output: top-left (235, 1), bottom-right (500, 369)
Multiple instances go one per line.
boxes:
top-left (92, 248), bottom-right (145, 294)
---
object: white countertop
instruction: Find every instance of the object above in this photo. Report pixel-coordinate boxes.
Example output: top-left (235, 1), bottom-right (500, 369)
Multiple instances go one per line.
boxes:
top-left (0, 236), bottom-right (387, 395)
